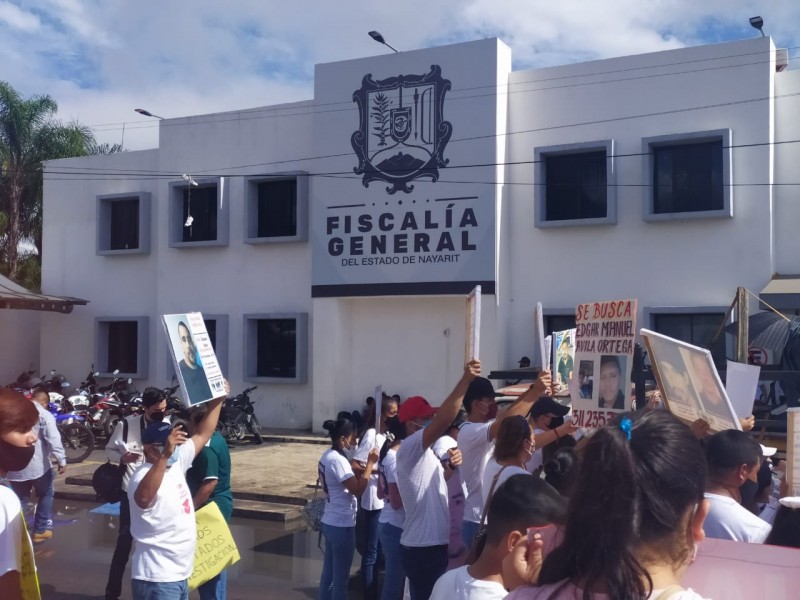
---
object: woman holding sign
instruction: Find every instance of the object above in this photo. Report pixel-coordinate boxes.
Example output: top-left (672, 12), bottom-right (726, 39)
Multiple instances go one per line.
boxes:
top-left (598, 355), bottom-right (625, 410)
top-left (0, 388), bottom-right (40, 600)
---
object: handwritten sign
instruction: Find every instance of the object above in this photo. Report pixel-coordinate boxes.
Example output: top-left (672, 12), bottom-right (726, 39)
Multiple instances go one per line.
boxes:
top-left (570, 299), bottom-right (637, 428)
top-left (19, 515), bottom-right (40, 600)
top-left (188, 502), bottom-right (240, 590)
top-left (465, 285), bottom-right (481, 362)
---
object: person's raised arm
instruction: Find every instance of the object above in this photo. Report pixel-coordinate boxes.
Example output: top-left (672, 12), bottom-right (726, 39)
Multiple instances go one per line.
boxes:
top-left (489, 370), bottom-right (553, 441)
top-left (134, 427), bottom-right (187, 509)
top-left (342, 447), bottom-right (380, 497)
top-left (422, 360), bottom-right (480, 450)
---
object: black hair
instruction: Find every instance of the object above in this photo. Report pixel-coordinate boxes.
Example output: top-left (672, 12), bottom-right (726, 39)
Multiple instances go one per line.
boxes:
top-left (142, 387), bottom-right (164, 408)
top-left (485, 475), bottom-right (566, 545)
top-left (493, 415), bottom-right (532, 461)
top-left (538, 410), bottom-right (706, 600)
top-left (705, 429), bottom-right (761, 480)
top-left (600, 355), bottom-right (621, 373)
top-left (543, 447), bottom-right (578, 497)
top-left (322, 418), bottom-right (354, 454)
top-left (381, 395), bottom-right (399, 416)
top-left (449, 408), bottom-right (467, 432)
top-left (765, 505), bottom-right (800, 549)
top-left (379, 414), bottom-right (407, 463)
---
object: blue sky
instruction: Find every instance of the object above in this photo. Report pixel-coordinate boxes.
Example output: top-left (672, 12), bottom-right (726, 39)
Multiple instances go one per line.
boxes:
top-left (1, 0), bottom-right (797, 150)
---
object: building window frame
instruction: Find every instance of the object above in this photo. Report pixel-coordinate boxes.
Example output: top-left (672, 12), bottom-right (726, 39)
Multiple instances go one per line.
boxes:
top-left (243, 313), bottom-right (308, 384)
top-left (96, 192), bottom-right (151, 255)
top-left (168, 177), bottom-right (229, 248)
top-left (244, 172), bottom-right (309, 244)
top-left (642, 129), bottom-right (733, 222)
top-left (95, 316), bottom-right (149, 378)
top-left (644, 306), bottom-right (729, 369)
top-left (534, 139), bottom-right (616, 228)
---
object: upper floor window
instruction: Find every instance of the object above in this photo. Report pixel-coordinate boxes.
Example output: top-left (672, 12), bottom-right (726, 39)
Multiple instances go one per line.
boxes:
top-left (169, 178), bottom-right (229, 248)
top-left (96, 192), bottom-right (151, 256)
top-left (245, 173), bottom-right (309, 244)
top-left (535, 140), bottom-right (615, 228)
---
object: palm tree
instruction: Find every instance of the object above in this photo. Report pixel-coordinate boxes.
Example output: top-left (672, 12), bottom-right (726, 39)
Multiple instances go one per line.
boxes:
top-left (0, 81), bottom-right (97, 281)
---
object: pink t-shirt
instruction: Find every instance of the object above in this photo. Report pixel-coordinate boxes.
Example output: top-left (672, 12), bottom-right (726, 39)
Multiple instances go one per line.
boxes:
top-left (506, 581), bottom-right (709, 600)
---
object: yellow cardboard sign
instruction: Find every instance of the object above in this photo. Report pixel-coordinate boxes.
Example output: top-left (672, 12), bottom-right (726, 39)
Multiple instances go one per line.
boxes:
top-left (188, 502), bottom-right (240, 590)
top-left (19, 515), bottom-right (41, 600)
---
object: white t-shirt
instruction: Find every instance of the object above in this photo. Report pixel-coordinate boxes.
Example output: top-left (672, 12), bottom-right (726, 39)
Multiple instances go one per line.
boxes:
top-left (128, 442), bottom-right (197, 582)
top-left (354, 428), bottom-right (386, 511)
top-left (378, 448), bottom-right (405, 529)
top-left (458, 420), bottom-right (495, 523)
top-left (430, 565), bottom-right (506, 600)
top-left (319, 448), bottom-right (357, 528)
top-left (505, 581), bottom-right (709, 600)
top-left (396, 428), bottom-right (449, 547)
top-left (703, 492), bottom-right (771, 543)
top-left (481, 460), bottom-right (530, 511)
top-left (433, 435), bottom-right (469, 499)
top-left (0, 485), bottom-right (24, 578)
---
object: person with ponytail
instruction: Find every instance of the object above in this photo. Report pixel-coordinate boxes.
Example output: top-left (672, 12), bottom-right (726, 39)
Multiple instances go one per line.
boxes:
top-left (0, 388), bottom-right (40, 600)
top-left (319, 418), bottom-right (379, 600)
top-left (377, 412), bottom-right (407, 600)
top-left (505, 410), bottom-right (711, 600)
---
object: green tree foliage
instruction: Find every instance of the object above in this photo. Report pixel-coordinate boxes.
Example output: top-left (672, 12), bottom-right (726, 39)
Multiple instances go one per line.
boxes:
top-left (0, 81), bottom-right (121, 288)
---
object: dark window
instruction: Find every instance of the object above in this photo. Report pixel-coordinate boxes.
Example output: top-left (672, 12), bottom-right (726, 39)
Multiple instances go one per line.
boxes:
top-left (653, 141), bottom-right (723, 214)
top-left (255, 319), bottom-right (297, 378)
top-left (204, 318), bottom-right (217, 352)
top-left (109, 198), bottom-right (139, 250)
top-left (544, 151), bottom-right (607, 221)
top-left (652, 313), bottom-right (726, 368)
top-left (257, 180), bottom-right (297, 238)
top-left (107, 321), bottom-right (138, 374)
top-left (545, 315), bottom-right (576, 338)
top-left (182, 186), bottom-right (218, 242)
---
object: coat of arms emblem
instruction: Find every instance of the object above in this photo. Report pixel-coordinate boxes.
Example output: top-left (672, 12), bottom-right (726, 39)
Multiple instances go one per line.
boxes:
top-left (351, 65), bottom-right (452, 194)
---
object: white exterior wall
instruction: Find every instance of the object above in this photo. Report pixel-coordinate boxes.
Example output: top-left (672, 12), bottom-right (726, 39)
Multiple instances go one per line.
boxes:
top-left (0, 310), bottom-right (40, 383)
top-left (41, 36), bottom-right (793, 431)
top-left (774, 68), bottom-right (800, 275)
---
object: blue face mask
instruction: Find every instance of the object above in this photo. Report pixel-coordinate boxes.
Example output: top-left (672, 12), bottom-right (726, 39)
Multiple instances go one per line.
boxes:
top-left (166, 452), bottom-right (179, 467)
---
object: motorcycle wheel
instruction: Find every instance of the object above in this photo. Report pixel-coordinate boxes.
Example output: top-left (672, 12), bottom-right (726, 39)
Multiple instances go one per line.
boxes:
top-left (61, 423), bottom-right (95, 464)
top-left (234, 422), bottom-right (247, 440)
top-left (248, 416), bottom-right (263, 444)
top-left (103, 414), bottom-right (121, 438)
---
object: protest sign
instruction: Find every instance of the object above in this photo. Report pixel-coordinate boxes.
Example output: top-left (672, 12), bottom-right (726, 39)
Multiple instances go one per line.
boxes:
top-left (725, 360), bottom-right (760, 420)
top-left (162, 312), bottom-right (226, 406)
top-left (188, 502), bottom-right (241, 590)
top-left (683, 538), bottom-right (800, 600)
top-left (534, 303), bottom-right (546, 369)
top-left (641, 329), bottom-right (740, 433)
top-left (570, 299), bottom-right (637, 428)
top-left (374, 384), bottom-right (382, 447)
top-left (552, 328), bottom-right (576, 397)
top-left (464, 285), bottom-right (481, 363)
top-left (788, 408), bottom-right (800, 496)
top-left (543, 335), bottom-right (552, 372)
top-left (19, 516), bottom-right (40, 600)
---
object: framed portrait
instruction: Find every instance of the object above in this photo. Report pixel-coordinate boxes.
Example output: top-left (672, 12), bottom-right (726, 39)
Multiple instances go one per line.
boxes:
top-left (641, 328), bottom-right (740, 432)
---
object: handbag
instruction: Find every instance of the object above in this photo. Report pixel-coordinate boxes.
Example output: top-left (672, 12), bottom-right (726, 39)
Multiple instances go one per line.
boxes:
top-left (464, 465), bottom-right (508, 565)
top-left (301, 477), bottom-right (325, 532)
top-left (92, 461), bottom-right (126, 503)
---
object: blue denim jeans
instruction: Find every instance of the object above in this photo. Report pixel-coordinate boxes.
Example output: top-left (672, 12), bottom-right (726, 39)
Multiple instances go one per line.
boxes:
top-left (320, 523), bottom-right (355, 600)
top-left (461, 520), bottom-right (480, 551)
top-left (198, 568), bottom-right (227, 600)
top-left (360, 508), bottom-right (382, 598)
top-left (378, 522), bottom-right (404, 600)
top-left (10, 468), bottom-right (55, 534)
top-left (401, 544), bottom-right (448, 600)
top-left (131, 579), bottom-right (188, 600)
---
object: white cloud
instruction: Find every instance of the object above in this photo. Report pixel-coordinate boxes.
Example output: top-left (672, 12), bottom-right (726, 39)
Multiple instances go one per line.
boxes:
top-left (0, 1), bottom-right (41, 32)
top-left (2, 0), bottom-right (799, 151)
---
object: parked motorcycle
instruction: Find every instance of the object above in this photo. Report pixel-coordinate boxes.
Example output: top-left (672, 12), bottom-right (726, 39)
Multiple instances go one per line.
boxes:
top-left (48, 398), bottom-right (95, 464)
top-left (164, 384), bottom-right (191, 431)
top-left (218, 386), bottom-right (263, 444)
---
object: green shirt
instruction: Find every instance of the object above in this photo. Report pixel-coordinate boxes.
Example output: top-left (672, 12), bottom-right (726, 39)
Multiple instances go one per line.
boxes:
top-left (187, 431), bottom-right (233, 521)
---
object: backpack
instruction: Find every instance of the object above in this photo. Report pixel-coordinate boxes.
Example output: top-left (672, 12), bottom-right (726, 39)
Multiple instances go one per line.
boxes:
top-left (92, 419), bottom-right (131, 503)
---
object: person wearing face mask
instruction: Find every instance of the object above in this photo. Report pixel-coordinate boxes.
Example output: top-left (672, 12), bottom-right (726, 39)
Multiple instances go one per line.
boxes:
top-left (480, 416), bottom-right (534, 513)
top-left (526, 397), bottom-right (579, 476)
top-left (128, 392), bottom-right (225, 600)
top-left (318, 418), bottom-right (379, 600)
top-left (104, 387), bottom-right (169, 600)
top-left (703, 429), bottom-right (771, 543)
top-left (459, 372), bottom-right (552, 551)
top-left (0, 388), bottom-right (40, 600)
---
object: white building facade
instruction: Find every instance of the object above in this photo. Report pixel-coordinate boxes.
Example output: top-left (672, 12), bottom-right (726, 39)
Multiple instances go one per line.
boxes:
top-left (41, 36), bottom-right (800, 430)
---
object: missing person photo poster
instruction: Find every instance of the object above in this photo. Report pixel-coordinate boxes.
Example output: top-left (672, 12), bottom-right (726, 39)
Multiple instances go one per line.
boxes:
top-left (162, 312), bottom-right (226, 406)
top-left (640, 329), bottom-right (740, 433)
top-left (570, 299), bottom-right (637, 428)
top-left (552, 328), bottom-right (576, 397)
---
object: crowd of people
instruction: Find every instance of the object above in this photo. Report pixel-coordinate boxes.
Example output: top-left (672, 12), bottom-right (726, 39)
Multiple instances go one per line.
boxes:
top-left (316, 362), bottom-right (800, 600)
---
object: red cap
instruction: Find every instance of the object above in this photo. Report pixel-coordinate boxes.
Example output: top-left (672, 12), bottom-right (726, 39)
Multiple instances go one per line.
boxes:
top-left (398, 396), bottom-right (437, 423)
